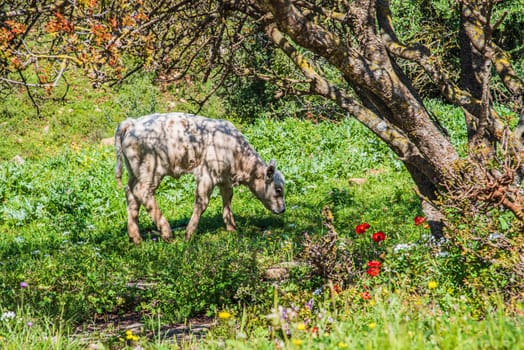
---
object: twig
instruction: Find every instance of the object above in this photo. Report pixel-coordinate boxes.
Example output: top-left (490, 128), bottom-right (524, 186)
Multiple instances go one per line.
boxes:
top-left (17, 70), bottom-right (40, 116)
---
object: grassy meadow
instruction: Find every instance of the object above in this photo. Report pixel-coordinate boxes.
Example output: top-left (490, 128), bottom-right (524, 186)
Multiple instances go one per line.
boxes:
top-left (0, 75), bottom-right (523, 349)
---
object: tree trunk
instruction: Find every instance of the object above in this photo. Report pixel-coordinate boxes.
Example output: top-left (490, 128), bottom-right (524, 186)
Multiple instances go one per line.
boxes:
top-left (404, 164), bottom-right (445, 238)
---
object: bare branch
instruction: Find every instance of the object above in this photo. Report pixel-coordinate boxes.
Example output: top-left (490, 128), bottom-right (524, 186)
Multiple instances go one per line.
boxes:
top-left (0, 1), bottom-right (67, 19)
top-left (106, 0), bottom-right (194, 49)
top-left (377, 0), bottom-right (468, 105)
top-left (492, 44), bottom-right (524, 97)
top-left (293, 1), bottom-right (346, 22)
top-left (17, 70), bottom-right (40, 116)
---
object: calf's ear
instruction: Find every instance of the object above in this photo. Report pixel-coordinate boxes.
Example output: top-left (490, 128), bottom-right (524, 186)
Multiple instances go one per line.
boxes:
top-left (266, 159), bottom-right (276, 179)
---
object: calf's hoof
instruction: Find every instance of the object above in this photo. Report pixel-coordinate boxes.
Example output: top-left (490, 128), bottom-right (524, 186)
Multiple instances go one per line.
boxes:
top-left (129, 237), bottom-right (142, 244)
top-left (161, 234), bottom-right (173, 243)
top-left (184, 231), bottom-right (194, 241)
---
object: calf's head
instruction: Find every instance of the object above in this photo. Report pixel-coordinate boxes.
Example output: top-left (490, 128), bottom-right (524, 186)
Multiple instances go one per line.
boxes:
top-left (252, 159), bottom-right (286, 214)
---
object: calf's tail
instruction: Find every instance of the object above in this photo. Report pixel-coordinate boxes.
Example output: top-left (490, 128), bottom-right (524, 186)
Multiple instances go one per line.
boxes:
top-left (114, 120), bottom-right (132, 188)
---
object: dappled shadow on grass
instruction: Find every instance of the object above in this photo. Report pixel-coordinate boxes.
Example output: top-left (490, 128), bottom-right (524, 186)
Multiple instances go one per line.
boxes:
top-left (120, 208), bottom-right (309, 242)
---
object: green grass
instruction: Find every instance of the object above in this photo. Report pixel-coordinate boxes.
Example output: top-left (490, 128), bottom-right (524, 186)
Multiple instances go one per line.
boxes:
top-left (203, 290), bottom-right (524, 350)
top-left (0, 72), bottom-right (223, 161)
top-left (1, 75), bottom-right (523, 349)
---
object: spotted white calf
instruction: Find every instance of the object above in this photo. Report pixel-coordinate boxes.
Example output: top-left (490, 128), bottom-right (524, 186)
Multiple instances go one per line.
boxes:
top-left (114, 113), bottom-right (285, 243)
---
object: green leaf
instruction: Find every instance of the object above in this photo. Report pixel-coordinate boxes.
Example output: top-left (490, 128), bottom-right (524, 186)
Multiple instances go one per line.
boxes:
top-left (499, 216), bottom-right (509, 231)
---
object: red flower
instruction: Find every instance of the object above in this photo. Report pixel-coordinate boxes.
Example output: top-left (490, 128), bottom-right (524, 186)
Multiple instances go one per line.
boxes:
top-left (355, 222), bottom-right (370, 234)
top-left (332, 284), bottom-right (342, 294)
top-left (367, 267), bottom-right (380, 276)
top-left (367, 260), bottom-right (381, 268)
top-left (372, 231), bottom-right (386, 243)
top-left (361, 291), bottom-right (371, 300)
top-left (414, 216), bottom-right (426, 226)
top-left (311, 326), bottom-right (318, 335)
top-left (367, 261), bottom-right (381, 276)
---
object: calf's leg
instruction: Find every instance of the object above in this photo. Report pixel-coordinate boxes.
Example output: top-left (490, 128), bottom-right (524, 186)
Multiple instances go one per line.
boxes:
top-left (219, 184), bottom-right (236, 231)
top-left (186, 176), bottom-right (213, 240)
top-left (133, 180), bottom-right (172, 242)
top-left (127, 174), bottom-right (172, 243)
top-left (143, 194), bottom-right (172, 242)
top-left (125, 178), bottom-right (142, 244)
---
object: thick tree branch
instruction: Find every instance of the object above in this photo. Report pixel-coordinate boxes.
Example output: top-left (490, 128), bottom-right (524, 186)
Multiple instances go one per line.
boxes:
top-left (293, 1), bottom-right (346, 22)
top-left (260, 0), bottom-right (343, 61)
top-left (493, 43), bottom-right (524, 97)
top-left (263, 21), bottom-right (436, 178)
top-left (345, 0), bottom-right (386, 63)
top-left (260, 0), bottom-right (460, 182)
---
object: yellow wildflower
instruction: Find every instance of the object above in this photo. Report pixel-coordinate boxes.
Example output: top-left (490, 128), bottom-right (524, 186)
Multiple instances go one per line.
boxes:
top-left (428, 281), bottom-right (438, 289)
top-left (218, 311), bottom-right (232, 319)
top-left (291, 338), bottom-right (303, 346)
top-left (295, 322), bottom-right (307, 331)
top-left (338, 342), bottom-right (348, 348)
top-left (369, 322), bottom-right (376, 329)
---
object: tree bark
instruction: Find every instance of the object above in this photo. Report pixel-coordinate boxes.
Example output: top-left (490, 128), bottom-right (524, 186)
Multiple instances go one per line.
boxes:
top-left (404, 164), bottom-right (445, 239)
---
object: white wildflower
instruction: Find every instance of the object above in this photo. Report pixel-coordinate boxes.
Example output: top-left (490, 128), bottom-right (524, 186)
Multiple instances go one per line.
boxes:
top-left (393, 243), bottom-right (415, 253)
top-left (1, 311), bottom-right (15, 321)
top-left (488, 233), bottom-right (504, 241)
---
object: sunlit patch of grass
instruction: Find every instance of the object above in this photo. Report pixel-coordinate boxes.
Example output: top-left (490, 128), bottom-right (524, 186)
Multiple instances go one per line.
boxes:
top-left (202, 286), bottom-right (524, 350)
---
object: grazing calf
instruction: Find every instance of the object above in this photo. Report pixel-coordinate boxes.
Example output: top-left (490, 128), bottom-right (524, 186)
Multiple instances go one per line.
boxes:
top-left (114, 112), bottom-right (285, 243)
